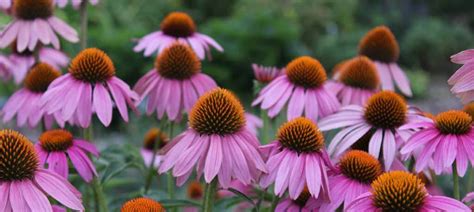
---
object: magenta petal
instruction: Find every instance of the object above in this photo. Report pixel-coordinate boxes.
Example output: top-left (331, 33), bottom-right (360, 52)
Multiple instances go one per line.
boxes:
top-left (425, 196), bottom-right (471, 211)
top-left (305, 155), bottom-right (322, 197)
top-left (204, 135), bottom-right (223, 183)
top-left (73, 140), bottom-right (99, 157)
top-left (107, 80), bottom-right (129, 121)
top-left (0, 183), bottom-right (9, 211)
top-left (93, 83), bottom-right (113, 126)
top-left (20, 180), bottom-right (53, 212)
top-left (34, 169), bottom-right (84, 210)
top-left (9, 182), bottom-right (28, 212)
top-left (67, 146), bottom-right (97, 182)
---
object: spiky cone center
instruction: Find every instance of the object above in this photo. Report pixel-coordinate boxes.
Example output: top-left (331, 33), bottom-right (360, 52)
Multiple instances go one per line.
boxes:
top-left (339, 150), bottom-right (382, 183)
top-left (143, 128), bottom-right (169, 150)
top-left (463, 103), bottom-right (474, 123)
top-left (189, 88), bottom-right (246, 135)
top-left (277, 117), bottom-right (325, 154)
top-left (435, 110), bottom-right (472, 135)
top-left (339, 56), bottom-right (380, 90)
top-left (286, 56), bottom-right (327, 88)
top-left (0, 130), bottom-right (39, 181)
top-left (39, 129), bottom-right (74, 152)
top-left (160, 12), bottom-right (196, 37)
top-left (187, 181), bottom-right (203, 200)
top-left (121, 197), bottom-right (165, 212)
top-left (14, 0), bottom-right (53, 20)
top-left (155, 43), bottom-right (201, 80)
top-left (359, 26), bottom-right (400, 63)
top-left (372, 171), bottom-right (427, 211)
top-left (24, 63), bottom-right (61, 93)
top-left (69, 48), bottom-right (115, 83)
top-left (364, 91), bottom-right (407, 129)
top-left (293, 187), bottom-right (311, 207)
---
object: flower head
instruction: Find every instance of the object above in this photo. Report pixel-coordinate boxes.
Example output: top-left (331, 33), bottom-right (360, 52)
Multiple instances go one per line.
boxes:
top-left (320, 150), bottom-right (382, 211)
top-left (347, 171), bottom-right (470, 211)
top-left (319, 91), bottom-right (425, 170)
top-left (187, 181), bottom-right (203, 200)
top-left (134, 11), bottom-right (223, 59)
top-left (0, 0), bottom-right (79, 52)
top-left (121, 197), bottom-right (164, 212)
top-left (134, 43), bottom-right (217, 121)
top-left (159, 88), bottom-right (267, 188)
top-left (358, 26), bottom-right (412, 96)
top-left (260, 117), bottom-right (333, 200)
top-left (41, 48), bottom-right (139, 127)
top-left (0, 129), bottom-right (84, 211)
top-left (252, 64), bottom-right (283, 84)
top-left (2, 62), bottom-right (65, 128)
top-left (36, 129), bottom-right (99, 182)
top-left (328, 56), bottom-right (380, 106)
top-left (401, 110), bottom-right (474, 176)
top-left (253, 56), bottom-right (340, 122)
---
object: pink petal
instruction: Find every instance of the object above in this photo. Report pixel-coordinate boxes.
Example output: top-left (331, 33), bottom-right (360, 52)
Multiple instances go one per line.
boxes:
top-left (9, 182), bottom-right (28, 212)
top-left (93, 83), bottom-right (113, 126)
top-left (20, 180), bottom-right (53, 212)
top-left (204, 135), bottom-right (223, 182)
top-left (34, 170), bottom-right (84, 210)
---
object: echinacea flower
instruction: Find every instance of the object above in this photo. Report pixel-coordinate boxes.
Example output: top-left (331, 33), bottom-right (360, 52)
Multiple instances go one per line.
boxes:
top-left (245, 112), bottom-right (263, 136)
top-left (330, 59), bottom-right (350, 79)
top-left (275, 187), bottom-right (321, 212)
top-left (121, 197), bottom-right (165, 212)
top-left (319, 91), bottom-right (427, 170)
top-left (320, 150), bottom-right (382, 211)
top-left (327, 56), bottom-right (381, 106)
top-left (252, 56), bottom-right (340, 122)
top-left (346, 171), bottom-right (470, 211)
top-left (55, 0), bottom-right (99, 8)
top-left (448, 49), bottom-right (474, 103)
top-left (0, 0), bottom-right (79, 52)
top-left (141, 128), bottom-right (169, 168)
top-left (252, 63), bottom-right (284, 84)
top-left (0, 129), bottom-right (83, 211)
top-left (260, 117), bottom-right (333, 200)
top-left (400, 110), bottom-right (474, 176)
top-left (0, 54), bottom-right (13, 81)
top-left (41, 48), bottom-right (139, 127)
top-left (2, 63), bottom-right (65, 128)
top-left (159, 88), bottom-right (267, 188)
top-left (8, 44), bottom-right (69, 84)
top-left (358, 26), bottom-right (412, 96)
top-left (416, 172), bottom-right (444, 196)
top-left (35, 129), bottom-right (99, 182)
top-left (134, 42), bottom-right (217, 121)
top-left (134, 12), bottom-right (223, 59)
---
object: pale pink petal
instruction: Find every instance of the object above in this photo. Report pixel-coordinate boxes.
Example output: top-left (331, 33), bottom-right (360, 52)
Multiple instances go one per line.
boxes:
top-left (20, 181), bottom-right (53, 212)
top-left (9, 182), bottom-right (28, 212)
top-left (390, 63), bottom-right (412, 96)
top-left (34, 169), bottom-right (84, 210)
top-left (204, 135), bottom-right (223, 182)
top-left (93, 83), bottom-right (113, 126)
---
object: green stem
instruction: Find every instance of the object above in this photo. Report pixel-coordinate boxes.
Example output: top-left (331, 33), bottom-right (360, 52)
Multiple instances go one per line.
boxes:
top-left (79, 0), bottom-right (88, 49)
top-left (467, 167), bottom-right (474, 195)
top-left (260, 109), bottom-right (270, 144)
top-left (144, 136), bottom-right (161, 194)
top-left (270, 195), bottom-right (280, 211)
top-left (453, 163), bottom-right (460, 200)
top-left (167, 121), bottom-right (177, 212)
top-left (83, 126), bottom-right (108, 211)
top-left (202, 179), bottom-right (218, 212)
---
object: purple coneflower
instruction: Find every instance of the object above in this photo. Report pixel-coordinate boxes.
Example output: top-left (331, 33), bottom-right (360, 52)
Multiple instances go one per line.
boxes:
top-left (159, 88), bottom-right (267, 188)
top-left (134, 43), bottom-right (217, 122)
top-left (252, 63), bottom-right (284, 84)
top-left (358, 26), bottom-right (412, 96)
top-left (140, 128), bottom-right (169, 168)
top-left (0, 0), bottom-right (79, 52)
top-left (320, 150), bottom-right (383, 211)
top-left (121, 197), bottom-right (165, 212)
top-left (2, 63), bottom-right (64, 128)
top-left (0, 129), bottom-right (83, 211)
top-left (8, 44), bottom-right (69, 84)
top-left (400, 110), bottom-right (474, 176)
top-left (346, 171), bottom-right (470, 211)
top-left (134, 12), bottom-right (223, 59)
top-left (252, 56), bottom-right (340, 122)
top-left (327, 56), bottom-right (381, 106)
top-left (35, 129), bottom-right (99, 182)
top-left (41, 48), bottom-right (139, 127)
top-left (319, 91), bottom-right (427, 170)
top-left (260, 117), bottom-right (333, 200)
top-left (275, 187), bottom-right (321, 212)
top-left (448, 49), bottom-right (474, 103)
